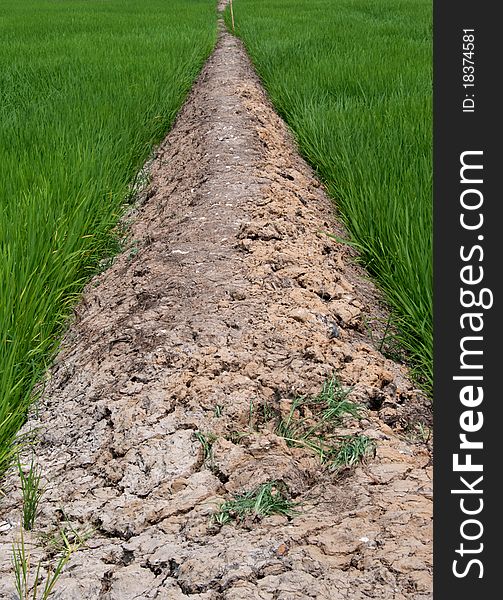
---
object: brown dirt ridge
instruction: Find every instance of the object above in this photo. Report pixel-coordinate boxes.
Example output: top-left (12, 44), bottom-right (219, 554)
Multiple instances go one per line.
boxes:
top-left (0, 16), bottom-right (432, 600)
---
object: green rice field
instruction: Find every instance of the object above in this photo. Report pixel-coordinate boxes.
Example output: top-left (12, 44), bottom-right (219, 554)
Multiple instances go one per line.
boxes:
top-left (228, 0), bottom-right (433, 393)
top-left (0, 0), bottom-right (216, 472)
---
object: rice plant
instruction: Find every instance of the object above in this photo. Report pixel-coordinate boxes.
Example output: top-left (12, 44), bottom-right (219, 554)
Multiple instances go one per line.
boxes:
top-left (17, 454), bottom-right (44, 531)
top-left (12, 517), bottom-right (92, 600)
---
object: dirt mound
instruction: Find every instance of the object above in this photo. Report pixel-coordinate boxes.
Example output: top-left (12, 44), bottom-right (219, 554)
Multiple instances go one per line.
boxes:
top-left (0, 22), bottom-right (432, 600)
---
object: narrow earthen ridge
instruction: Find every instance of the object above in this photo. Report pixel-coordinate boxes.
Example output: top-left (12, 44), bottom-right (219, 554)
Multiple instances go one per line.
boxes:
top-left (0, 19), bottom-right (432, 600)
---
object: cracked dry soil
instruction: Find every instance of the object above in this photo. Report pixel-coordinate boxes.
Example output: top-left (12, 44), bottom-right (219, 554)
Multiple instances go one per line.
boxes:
top-left (0, 21), bottom-right (432, 600)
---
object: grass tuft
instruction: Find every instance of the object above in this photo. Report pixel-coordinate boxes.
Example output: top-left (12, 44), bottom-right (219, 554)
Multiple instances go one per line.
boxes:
top-left (12, 524), bottom-right (86, 600)
top-left (213, 481), bottom-right (296, 526)
top-left (314, 376), bottom-right (360, 424)
top-left (276, 376), bottom-right (360, 450)
top-left (38, 520), bottom-right (94, 559)
top-left (17, 454), bottom-right (45, 531)
top-left (327, 435), bottom-right (375, 470)
top-left (194, 431), bottom-right (218, 466)
top-left (273, 376), bottom-right (373, 469)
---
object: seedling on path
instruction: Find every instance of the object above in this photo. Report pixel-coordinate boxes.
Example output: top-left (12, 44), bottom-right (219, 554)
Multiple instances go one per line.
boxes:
top-left (274, 376), bottom-right (373, 470)
top-left (12, 527), bottom-right (76, 600)
top-left (213, 481), bottom-right (296, 526)
top-left (195, 431), bottom-right (217, 465)
top-left (328, 435), bottom-right (375, 470)
top-left (17, 454), bottom-right (44, 531)
top-left (12, 515), bottom-right (93, 599)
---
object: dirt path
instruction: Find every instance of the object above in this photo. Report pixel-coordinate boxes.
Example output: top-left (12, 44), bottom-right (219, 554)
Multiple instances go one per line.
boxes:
top-left (0, 18), bottom-right (432, 600)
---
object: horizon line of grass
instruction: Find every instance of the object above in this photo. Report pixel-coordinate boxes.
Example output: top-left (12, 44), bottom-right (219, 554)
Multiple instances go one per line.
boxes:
top-left (227, 0), bottom-right (432, 395)
top-left (0, 0), bottom-right (217, 476)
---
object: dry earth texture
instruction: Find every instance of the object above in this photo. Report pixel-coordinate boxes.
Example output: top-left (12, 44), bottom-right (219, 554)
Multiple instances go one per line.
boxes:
top-left (0, 18), bottom-right (433, 600)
